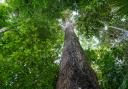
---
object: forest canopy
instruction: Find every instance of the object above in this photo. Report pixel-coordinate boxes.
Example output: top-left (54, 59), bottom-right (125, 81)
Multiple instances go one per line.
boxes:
top-left (0, 0), bottom-right (128, 89)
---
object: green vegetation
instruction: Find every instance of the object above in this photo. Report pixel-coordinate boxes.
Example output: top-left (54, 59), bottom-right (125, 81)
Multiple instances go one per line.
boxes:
top-left (0, 0), bottom-right (128, 89)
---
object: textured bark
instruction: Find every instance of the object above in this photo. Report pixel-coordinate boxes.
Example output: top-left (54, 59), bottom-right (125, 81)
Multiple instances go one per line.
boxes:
top-left (56, 21), bottom-right (100, 89)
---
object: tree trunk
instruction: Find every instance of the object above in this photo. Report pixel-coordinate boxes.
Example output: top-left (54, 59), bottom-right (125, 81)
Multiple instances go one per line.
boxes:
top-left (56, 21), bottom-right (100, 89)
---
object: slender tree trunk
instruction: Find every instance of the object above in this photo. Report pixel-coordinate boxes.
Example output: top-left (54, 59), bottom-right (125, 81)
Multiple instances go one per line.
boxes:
top-left (56, 21), bottom-right (100, 89)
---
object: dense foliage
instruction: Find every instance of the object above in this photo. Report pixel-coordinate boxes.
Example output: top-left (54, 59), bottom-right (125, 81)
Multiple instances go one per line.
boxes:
top-left (0, 0), bottom-right (128, 89)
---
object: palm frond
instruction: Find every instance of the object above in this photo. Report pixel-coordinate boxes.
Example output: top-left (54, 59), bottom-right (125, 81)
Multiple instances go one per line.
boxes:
top-left (108, 0), bottom-right (128, 15)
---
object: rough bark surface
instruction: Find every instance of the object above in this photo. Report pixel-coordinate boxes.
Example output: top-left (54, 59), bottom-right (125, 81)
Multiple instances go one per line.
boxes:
top-left (56, 21), bottom-right (100, 89)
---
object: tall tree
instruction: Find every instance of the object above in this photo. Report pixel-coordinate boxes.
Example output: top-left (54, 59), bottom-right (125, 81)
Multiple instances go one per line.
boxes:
top-left (56, 18), bottom-right (100, 89)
